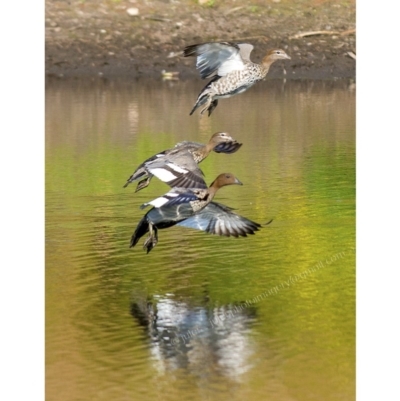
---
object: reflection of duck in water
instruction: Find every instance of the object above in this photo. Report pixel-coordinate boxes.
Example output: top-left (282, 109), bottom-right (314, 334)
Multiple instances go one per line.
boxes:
top-left (184, 42), bottom-right (291, 116)
top-left (130, 293), bottom-right (257, 379)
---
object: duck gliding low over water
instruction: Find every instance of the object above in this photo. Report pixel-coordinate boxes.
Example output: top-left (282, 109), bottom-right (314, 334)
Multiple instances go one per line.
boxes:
top-left (130, 173), bottom-right (261, 253)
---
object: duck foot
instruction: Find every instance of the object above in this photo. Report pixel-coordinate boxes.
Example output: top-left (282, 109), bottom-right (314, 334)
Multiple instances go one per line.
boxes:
top-left (135, 177), bottom-right (152, 192)
top-left (199, 97), bottom-right (213, 116)
top-left (143, 224), bottom-right (158, 253)
top-left (207, 99), bottom-right (218, 117)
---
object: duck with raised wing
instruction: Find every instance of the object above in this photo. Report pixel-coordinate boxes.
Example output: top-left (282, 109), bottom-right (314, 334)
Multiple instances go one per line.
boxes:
top-left (123, 132), bottom-right (242, 192)
top-left (130, 173), bottom-right (261, 253)
top-left (183, 42), bottom-right (291, 116)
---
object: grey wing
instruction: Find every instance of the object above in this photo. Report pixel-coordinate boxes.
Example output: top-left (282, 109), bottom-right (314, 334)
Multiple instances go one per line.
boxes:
top-left (177, 202), bottom-right (261, 237)
top-left (183, 42), bottom-right (248, 79)
top-left (174, 141), bottom-right (203, 150)
top-left (237, 43), bottom-right (254, 62)
top-left (123, 149), bottom-right (169, 188)
top-left (146, 150), bottom-right (207, 189)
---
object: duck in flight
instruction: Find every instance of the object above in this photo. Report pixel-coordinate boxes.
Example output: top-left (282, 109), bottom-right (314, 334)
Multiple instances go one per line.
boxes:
top-left (123, 132), bottom-right (242, 192)
top-left (184, 42), bottom-right (291, 116)
top-left (130, 173), bottom-right (261, 253)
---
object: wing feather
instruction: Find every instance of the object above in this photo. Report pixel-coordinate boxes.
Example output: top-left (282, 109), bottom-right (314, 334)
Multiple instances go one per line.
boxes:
top-left (146, 150), bottom-right (207, 189)
top-left (177, 202), bottom-right (261, 236)
top-left (213, 141), bottom-right (243, 154)
top-left (141, 188), bottom-right (201, 210)
top-left (184, 42), bottom-right (250, 79)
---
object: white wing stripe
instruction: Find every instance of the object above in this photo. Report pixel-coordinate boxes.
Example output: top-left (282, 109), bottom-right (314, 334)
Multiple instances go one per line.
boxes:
top-left (148, 167), bottom-right (178, 182)
top-left (166, 163), bottom-right (188, 174)
top-left (148, 197), bottom-right (170, 208)
top-left (142, 192), bottom-right (179, 208)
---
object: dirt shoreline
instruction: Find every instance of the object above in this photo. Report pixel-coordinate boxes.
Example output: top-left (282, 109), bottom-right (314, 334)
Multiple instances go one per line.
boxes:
top-left (45, 0), bottom-right (356, 81)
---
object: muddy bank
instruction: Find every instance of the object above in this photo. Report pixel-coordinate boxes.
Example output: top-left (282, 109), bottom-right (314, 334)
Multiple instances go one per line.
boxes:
top-left (45, 0), bottom-right (356, 80)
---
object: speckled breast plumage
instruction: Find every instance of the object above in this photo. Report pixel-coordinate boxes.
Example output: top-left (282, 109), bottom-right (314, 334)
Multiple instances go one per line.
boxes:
top-left (209, 63), bottom-right (267, 98)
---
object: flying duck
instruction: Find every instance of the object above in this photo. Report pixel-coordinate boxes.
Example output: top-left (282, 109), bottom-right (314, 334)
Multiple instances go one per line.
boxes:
top-left (183, 42), bottom-right (291, 116)
top-left (123, 132), bottom-right (242, 192)
top-left (130, 173), bottom-right (261, 253)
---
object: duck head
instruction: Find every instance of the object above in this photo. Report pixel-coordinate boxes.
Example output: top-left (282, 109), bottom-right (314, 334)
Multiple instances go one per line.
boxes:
top-left (210, 173), bottom-right (243, 191)
top-left (208, 132), bottom-right (243, 154)
top-left (265, 49), bottom-right (291, 61)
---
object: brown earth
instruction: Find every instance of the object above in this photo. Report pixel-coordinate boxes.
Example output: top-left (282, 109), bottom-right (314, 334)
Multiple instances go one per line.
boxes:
top-left (45, 0), bottom-right (356, 80)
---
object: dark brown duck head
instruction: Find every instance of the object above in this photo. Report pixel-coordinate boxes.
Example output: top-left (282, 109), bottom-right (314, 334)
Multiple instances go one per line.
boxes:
top-left (208, 173), bottom-right (243, 196)
top-left (262, 49), bottom-right (291, 68)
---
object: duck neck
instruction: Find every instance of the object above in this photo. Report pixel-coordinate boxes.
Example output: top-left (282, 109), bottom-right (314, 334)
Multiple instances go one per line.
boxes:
top-left (261, 56), bottom-right (275, 73)
top-left (203, 141), bottom-right (215, 155)
top-left (207, 180), bottom-right (221, 201)
top-left (194, 142), bottom-right (213, 162)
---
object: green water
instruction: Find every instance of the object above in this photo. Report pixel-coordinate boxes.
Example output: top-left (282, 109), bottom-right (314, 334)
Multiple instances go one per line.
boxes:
top-left (46, 78), bottom-right (355, 401)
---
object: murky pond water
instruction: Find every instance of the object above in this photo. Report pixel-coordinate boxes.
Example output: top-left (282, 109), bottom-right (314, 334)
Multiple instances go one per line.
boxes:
top-left (46, 77), bottom-right (355, 401)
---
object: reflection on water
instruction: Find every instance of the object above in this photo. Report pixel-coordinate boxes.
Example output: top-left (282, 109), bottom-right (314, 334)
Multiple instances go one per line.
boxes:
top-left (46, 77), bottom-right (355, 401)
top-left (131, 291), bottom-right (256, 380)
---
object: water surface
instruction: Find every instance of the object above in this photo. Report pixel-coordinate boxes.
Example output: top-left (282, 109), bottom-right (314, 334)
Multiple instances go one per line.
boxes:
top-left (46, 78), bottom-right (355, 401)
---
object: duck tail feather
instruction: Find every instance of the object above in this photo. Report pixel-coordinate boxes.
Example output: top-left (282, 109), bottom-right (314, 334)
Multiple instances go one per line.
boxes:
top-left (130, 215), bottom-right (150, 248)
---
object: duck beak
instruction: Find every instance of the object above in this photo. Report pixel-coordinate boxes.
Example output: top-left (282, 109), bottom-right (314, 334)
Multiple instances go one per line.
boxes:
top-left (284, 54), bottom-right (291, 60)
top-left (235, 177), bottom-right (243, 185)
